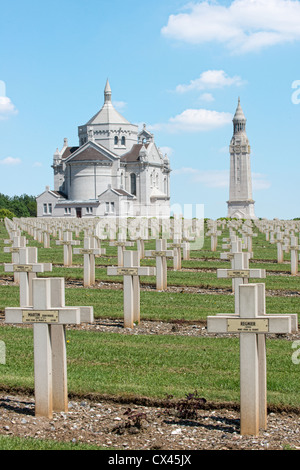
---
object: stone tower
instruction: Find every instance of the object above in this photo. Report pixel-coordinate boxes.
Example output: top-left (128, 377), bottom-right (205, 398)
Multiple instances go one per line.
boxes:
top-left (227, 98), bottom-right (256, 219)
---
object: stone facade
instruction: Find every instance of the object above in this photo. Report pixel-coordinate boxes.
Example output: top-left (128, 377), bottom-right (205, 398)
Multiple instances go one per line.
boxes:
top-left (37, 80), bottom-right (171, 218)
top-left (227, 98), bottom-right (256, 219)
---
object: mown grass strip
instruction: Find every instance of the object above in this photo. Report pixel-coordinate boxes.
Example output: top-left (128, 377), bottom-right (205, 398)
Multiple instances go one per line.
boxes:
top-left (0, 326), bottom-right (299, 407)
top-left (0, 435), bottom-right (111, 450)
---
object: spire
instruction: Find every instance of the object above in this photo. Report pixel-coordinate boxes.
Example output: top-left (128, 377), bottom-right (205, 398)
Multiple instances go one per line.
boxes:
top-left (233, 97), bottom-right (246, 134)
top-left (104, 79), bottom-right (112, 103)
top-left (233, 97), bottom-right (246, 122)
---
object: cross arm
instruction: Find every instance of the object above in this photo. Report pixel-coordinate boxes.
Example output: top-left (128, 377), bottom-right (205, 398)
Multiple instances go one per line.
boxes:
top-left (73, 248), bottom-right (105, 255)
top-left (217, 268), bottom-right (266, 279)
top-left (4, 263), bottom-right (51, 273)
top-left (144, 250), bottom-right (174, 258)
top-left (56, 241), bottom-right (81, 246)
top-left (5, 307), bottom-right (81, 325)
top-left (107, 266), bottom-right (156, 276)
top-left (207, 315), bottom-right (292, 334)
top-left (79, 306), bottom-right (94, 323)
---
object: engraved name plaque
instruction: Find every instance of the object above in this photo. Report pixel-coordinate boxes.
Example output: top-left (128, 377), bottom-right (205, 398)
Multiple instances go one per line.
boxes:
top-left (117, 268), bottom-right (138, 275)
top-left (227, 318), bottom-right (269, 333)
top-left (151, 251), bottom-right (166, 256)
top-left (22, 310), bottom-right (59, 323)
top-left (227, 270), bottom-right (250, 278)
top-left (14, 265), bottom-right (33, 272)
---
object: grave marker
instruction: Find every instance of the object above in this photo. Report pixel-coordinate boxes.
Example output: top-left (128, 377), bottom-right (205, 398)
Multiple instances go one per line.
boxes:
top-left (145, 239), bottom-right (173, 291)
top-left (217, 244), bottom-right (265, 313)
top-left (107, 251), bottom-right (155, 328)
top-left (5, 277), bottom-right (93, 418)
top-left (4, 247), bottom-right (52, 306)
top-left (109, 236), bottom-right (135, 267)
top-left (56, 231), bottom-right (80, 266)
top-left (207, 283), bottom-right (297, 436)
top-left (74, 237), bottom-right (106, 286)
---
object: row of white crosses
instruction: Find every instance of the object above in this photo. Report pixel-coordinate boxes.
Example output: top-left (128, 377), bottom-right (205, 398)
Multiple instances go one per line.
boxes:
top-left (207, 282), bottom-right (298, 436)
top-left (218, 238), bottom-right (266, 313)
top-left (254, 220), bottom-right (300, 275)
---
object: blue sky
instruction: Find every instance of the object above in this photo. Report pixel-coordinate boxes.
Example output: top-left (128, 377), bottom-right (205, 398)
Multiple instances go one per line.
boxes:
top-left (1, 0), bottom-right (300, 219)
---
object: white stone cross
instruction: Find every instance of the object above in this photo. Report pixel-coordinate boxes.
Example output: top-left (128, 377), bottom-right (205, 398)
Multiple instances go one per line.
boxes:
top-left (4, 247), bottom-right (52, 306)
top-left (107, 251), bottom-right (155, 328)
top-left (4, 235), bottom-right (28, 283)
top-left (207, 283), bottom-right (297, 436)
top-left (288, 236), bottom-right (299, 276)
top-left (73, 237), bottom-right (106, 286)
top-left (5, 277), bottom-right (93, 418)
top-left (181, 235), bottom-right (194, 261)
top-left (145, 239), bottom-right (174, 291)
top-left (109, 236), bottom-right (135, 266)
top-left (42, 229), bottom-right (51, 248)
top-left (206, 229), bottom-right (222, 252)
top-left (270, 230), bottom-right (284, 263)
top-left (56, 231), bottom-right (80, 266)
top-left (167, 238), bottom-right (182, 271)
top-left (217, 245), bottom-right (265, 313)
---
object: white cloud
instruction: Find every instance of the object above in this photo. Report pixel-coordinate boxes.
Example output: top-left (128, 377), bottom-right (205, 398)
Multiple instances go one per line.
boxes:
top-left (176, 70), bottom-right (245, 93)
top-left (199, 93), bottom-right (215, 103)
top-left (149, 108), bottom-right (232, 133)
top-left (0, 157), bottom-right (21, 166)
top-left (0, 96), bottom-right (18, 120)
top-left (113, 100), bottom-right (127, 111)
top-left (161, 0), bottom-right (300, 53)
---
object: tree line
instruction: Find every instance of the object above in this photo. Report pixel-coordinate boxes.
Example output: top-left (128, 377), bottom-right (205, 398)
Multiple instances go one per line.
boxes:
top-left (0, 193), bottom-right (37, 219)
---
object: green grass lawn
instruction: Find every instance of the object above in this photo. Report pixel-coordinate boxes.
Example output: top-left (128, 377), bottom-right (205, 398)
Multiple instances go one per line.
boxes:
top-left (0, 435), bottom-right (110, 450)
top-left (0, 325), bottom-right (299, 407)
top-left (0, 220), bottom-right (299, 427)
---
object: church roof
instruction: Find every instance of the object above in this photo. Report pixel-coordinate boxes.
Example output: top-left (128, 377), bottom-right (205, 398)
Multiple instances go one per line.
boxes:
top-left (98, 187), bottom-right (135, 199)
top-left (68, 146), bottom-right (113, 163)
top-left (61, 146), bottom-right (79, 159)
top-left (63, 141), bottom-right (118, 164)
top-left (85, 79), bottom-right (131, 126)
top-left (120, 143), bottom-right (150, 162)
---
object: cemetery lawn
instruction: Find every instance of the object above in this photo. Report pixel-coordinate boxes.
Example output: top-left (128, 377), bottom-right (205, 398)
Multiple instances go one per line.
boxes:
top-left (0, 284), bottom-right (299, 322)
top-left (0, 325), bottom-right (299, 408)
top-left (0, 435), bottom-right (110, 450)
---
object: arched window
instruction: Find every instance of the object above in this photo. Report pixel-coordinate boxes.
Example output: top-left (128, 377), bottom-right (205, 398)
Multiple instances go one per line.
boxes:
top-left (121, 136), bottom-right (126, 146)
top-left (130, 173), bottom-right (136, 196)
top-left (114, 136), bottom-right (118, 146)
